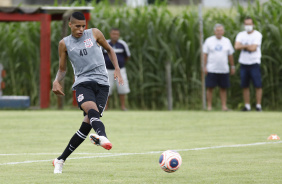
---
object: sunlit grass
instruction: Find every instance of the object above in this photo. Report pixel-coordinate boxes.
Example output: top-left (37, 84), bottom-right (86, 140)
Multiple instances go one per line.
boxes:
top-left (0, 110), bottom-right (281, 183)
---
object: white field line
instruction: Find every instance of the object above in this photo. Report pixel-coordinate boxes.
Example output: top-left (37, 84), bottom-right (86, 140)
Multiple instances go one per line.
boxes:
top-left (0, 141), bottom-right (281, 166)
top-left (0, 152), bottom-right (113, 156)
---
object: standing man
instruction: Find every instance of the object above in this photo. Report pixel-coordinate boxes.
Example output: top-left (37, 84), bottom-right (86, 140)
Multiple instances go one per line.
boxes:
top-left (203, 24), bottom-right (235, 111)
top-left (52, 12), bottom-right (123, 174)
top-left (235, 17), bottom-right (263, 111)
top-left (104, 28), bottom-right (131, 111)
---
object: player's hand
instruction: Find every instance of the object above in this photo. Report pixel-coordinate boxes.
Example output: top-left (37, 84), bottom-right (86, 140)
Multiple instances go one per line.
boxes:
top-left (114, 68), bottom-right (124, 86)
top-left (52, 80), bottom-right (65, 96)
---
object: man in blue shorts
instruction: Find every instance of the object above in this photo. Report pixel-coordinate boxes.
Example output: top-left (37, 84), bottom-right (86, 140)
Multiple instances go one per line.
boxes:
top-left (235, 17), bottom-right (263, 111)
top-left (203, 24), bottom-right (235, 111)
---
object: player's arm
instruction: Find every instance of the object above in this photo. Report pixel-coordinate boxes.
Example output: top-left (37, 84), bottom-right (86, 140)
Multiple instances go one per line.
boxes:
top-left (92, 28), bottom-right (124, 85)
top-left (203, 53), bottom-right (208, 75)
top-left (52, 40), bottom-right (67, 96)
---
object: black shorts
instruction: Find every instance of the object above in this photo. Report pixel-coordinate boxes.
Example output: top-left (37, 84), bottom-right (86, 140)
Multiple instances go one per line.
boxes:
top-left (74, 81), bottom-right (109, 117)
top-left (205, 73), bottom-right (230, 88)
top-left (240, 64), bottom-right (262, 88)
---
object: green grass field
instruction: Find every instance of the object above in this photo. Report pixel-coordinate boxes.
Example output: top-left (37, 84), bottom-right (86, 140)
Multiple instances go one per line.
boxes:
top-left (0, 110), bottom-right (281, 184)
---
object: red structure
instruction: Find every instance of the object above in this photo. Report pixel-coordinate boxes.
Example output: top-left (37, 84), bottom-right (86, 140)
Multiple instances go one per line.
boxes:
top-left (0, 7), bottom-right (92, 108)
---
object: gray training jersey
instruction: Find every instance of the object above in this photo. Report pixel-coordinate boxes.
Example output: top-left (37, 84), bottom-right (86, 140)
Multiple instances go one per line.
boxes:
top-left (63, 29), bottom-right (109, 90)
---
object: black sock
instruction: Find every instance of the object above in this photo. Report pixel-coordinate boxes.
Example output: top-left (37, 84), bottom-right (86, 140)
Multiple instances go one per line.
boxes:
top-left (88, 109), bottom-right (107, 138)
top-left (57, 122), bottom-right (92, 161)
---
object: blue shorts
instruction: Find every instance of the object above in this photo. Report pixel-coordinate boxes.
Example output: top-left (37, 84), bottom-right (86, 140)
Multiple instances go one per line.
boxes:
top-left (240, 64), bottom-right (262, 88)
top-left (205, 73), bottom-right (230, 88)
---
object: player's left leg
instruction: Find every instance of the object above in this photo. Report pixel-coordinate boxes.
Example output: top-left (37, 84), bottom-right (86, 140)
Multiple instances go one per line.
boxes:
top-left (75, 81), bottom-right (111, 150)
top-left (81, 101), bottom-right (112, 150)
top-left (82, 101), bottom-right (107, 137)
top-left (80, 83), bottom-right (111, 150)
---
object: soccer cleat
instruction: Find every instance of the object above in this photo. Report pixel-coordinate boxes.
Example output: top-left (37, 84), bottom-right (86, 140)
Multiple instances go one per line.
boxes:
top-left (53, 158), bottom-right (64, 174)
top-left (89, 134), bottom-right (112, 150)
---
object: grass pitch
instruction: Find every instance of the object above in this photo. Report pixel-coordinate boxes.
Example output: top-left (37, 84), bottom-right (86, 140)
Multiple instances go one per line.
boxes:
top-left (0, 110), bottom-right (281, 184)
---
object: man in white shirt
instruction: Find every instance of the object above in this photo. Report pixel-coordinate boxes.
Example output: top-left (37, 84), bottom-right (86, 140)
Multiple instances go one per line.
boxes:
top-left (235, 17), bottom-right (263, 111)
top-left (203, 24), bottom-right (235, 111)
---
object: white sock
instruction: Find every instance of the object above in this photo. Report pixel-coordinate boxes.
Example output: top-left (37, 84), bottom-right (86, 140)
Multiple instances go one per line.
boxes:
top-left (256, 104), bottom-right (261, 109)
top-left (245, 104), bottom-right (251, 110)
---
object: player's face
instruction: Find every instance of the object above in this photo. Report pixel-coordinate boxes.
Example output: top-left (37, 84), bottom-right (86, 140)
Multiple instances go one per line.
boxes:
top-left (110, 30), bottom-right (120, 42)
top-left (214, 26), bottom-right (224, 39)
top-left (69, 19), bottom-right (86, 38)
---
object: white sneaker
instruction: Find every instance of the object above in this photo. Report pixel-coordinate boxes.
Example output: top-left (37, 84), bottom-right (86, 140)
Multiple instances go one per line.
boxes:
top-left (89, 134), bottom-right (112, 150)
top-left (53, 158), bottom-right (64, 174)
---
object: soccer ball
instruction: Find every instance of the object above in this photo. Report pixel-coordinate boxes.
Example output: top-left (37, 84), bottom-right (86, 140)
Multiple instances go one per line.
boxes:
top-left (159, 150), bottom-right (182, 173)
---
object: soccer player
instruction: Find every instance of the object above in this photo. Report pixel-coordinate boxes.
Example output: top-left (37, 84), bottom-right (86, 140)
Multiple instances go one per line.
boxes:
top-left (235, 17), bottom-right (263, 111)
top-left (103, 28), bottom-right (131, 111)
top-left (52, 12), bottom-right (123, 174)
top-left (203, 24), bottom-right (235, 111)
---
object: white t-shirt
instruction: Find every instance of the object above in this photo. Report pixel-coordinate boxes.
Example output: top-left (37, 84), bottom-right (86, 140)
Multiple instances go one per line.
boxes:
top-left (235, 30), bottom-right (262, 65)
top-left (203, 36), bottom-right (234, 73)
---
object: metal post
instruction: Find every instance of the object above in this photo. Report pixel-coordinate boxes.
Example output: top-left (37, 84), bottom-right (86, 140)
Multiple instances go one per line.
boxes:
top-left (199, 3), bottom-right (206, 110)
top-left (166, 60), bottom-right (173, 111)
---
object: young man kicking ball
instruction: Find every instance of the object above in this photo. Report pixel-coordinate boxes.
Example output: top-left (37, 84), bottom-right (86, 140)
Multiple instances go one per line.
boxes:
top-left (52, 12), bottom-right (123, 174)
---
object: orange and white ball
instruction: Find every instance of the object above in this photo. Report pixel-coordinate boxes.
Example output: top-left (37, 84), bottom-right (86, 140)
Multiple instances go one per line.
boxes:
top-left (159, 150), bottom-right (182, 173)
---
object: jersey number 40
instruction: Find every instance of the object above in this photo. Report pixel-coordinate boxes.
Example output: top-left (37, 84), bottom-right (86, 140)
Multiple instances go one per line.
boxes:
top-left (80, 49), bottom-right (88, 56)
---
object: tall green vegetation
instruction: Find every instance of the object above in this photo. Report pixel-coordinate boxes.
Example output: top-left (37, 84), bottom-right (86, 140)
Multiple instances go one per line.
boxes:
top-left (0, 22), bottom-right (40, 105)
top-left (0, 0), bottom-right (281, 110)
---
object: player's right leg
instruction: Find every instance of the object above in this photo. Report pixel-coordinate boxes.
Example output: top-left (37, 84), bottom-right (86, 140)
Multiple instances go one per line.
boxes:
top-left (53, 117), bottom-right (92, 174)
